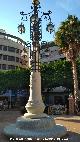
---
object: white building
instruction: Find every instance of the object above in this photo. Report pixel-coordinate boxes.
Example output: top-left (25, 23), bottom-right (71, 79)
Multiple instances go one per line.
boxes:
top-left (0, 29), bottom-right (29, 70)
top-left (40, 44), bottom-right (64, 63)
top-left (0, 29), bottom-right (64, 70)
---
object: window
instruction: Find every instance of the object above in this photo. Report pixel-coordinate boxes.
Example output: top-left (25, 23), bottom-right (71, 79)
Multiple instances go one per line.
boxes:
top-left (0, 64), bottom-right (1, 69)
top-left (42, 54), bottom-right (45, 58)
top-left (8, 46), bottom-right (15, 52)
top-left (3, 55), bottom-right (7, 60)
top-left (8, 65), bottom-right (15, 70)
top-left (0, 54), bottom-right (2, 59)
top-left (2, 64), bottom-right (6, 70)
top-left (0, 45), bottom-right (2, 50)
top-left (16, 57), bottom-right (19, 62)
top-left (15, 66), bottom-right (18, 69)
top-left (20, 50), bottom-right (22, 53)
top-left (3, 46), bottom-right (7, 51)
top-left (16, 49), bottom-right (19, 53)
top-left (8, 56), bottom-right (15, 61)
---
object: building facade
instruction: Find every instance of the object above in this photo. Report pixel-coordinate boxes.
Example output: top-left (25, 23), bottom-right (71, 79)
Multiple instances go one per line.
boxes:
top-left (0, 29), bottom-right (64, 70)
top-left (0, 29), bottom-right (29, 70)
top-left (40, 41), bottom-right (64, 63)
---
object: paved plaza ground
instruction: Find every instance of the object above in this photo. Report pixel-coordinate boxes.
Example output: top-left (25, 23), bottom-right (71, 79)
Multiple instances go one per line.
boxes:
top-left (0, 110), bottom-right (80, 142)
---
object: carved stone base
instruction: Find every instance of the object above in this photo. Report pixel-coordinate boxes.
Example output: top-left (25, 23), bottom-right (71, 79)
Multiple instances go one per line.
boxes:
top-left (4, 115), bottom-right (67, 140)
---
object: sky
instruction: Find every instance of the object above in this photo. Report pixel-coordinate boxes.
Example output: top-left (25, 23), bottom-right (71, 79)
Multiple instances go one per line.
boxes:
top-left (0, 0), bottom-right (80, 43)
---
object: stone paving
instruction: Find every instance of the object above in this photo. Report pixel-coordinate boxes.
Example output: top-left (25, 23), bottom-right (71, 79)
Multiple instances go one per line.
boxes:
top-left (0, 110), bottom-right (80, 142)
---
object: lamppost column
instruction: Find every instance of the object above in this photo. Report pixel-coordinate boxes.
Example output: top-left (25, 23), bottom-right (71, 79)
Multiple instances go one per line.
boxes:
top-left (24, 0), bottom-right (46, 118)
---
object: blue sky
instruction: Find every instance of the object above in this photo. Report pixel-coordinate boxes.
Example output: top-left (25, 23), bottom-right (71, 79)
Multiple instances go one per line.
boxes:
top-left (0, 0), bottom-right (80, 42)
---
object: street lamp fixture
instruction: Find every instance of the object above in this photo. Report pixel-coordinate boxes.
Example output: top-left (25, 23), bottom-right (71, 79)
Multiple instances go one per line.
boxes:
top-left (18, 22), bottom-right (25, 34)
top-left (18, 0), bottom-right (55, 72)
top-left (46, 22), bottom-right (54, 34)
top-left (18, 0), bottom-right (55, 71)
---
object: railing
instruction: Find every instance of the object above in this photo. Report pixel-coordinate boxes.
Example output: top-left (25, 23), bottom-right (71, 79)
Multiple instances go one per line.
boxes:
top-left (48, 105), bottom-right (65, 115)
top-left (0, 32), bottom-right (27, 47)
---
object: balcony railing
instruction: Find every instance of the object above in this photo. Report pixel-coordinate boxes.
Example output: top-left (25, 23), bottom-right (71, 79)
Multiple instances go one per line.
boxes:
top-left (0, 32), bottom-right (27, 47)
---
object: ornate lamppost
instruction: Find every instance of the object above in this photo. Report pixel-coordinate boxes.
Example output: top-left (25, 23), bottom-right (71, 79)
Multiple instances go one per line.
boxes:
top-left (4, 0), bottom-right (67, 140)
top-left (18, 0), bottom-right (54, 118)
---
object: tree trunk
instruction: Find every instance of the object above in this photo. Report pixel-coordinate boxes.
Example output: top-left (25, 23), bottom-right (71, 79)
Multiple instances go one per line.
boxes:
top-left (72, 60), bottom-right (79, 113)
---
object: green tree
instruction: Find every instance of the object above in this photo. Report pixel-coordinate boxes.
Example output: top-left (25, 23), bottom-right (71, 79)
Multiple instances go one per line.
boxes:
top-left (41, 60), bottom-right (73, 90)
top-left (0, 68), bottom-right (30, 93)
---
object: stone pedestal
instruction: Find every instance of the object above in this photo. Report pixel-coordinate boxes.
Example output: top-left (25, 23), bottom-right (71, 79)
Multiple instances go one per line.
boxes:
top-left (24, 71), bottom-right (47, 118)
top-left (68, 95), bottom-right (75, 114)
top-left (4, 115), bottom-right (67, 140)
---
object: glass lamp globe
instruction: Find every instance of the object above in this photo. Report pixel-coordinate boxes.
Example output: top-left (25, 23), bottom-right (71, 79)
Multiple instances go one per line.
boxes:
top-left (46, 22), bottom-right (54, 34)
top-left (18, 23), bottom-right (25, 34)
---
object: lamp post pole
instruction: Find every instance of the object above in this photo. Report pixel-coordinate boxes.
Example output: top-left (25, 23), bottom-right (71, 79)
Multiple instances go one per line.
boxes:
top-left (24, 1), bottom-right (45, 118)
top-left (18, 0), bottom-right (54, 118)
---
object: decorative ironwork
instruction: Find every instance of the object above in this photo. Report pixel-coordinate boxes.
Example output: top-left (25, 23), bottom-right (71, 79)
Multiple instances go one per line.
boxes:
top-left (18, 1), bottom-right (54, 71)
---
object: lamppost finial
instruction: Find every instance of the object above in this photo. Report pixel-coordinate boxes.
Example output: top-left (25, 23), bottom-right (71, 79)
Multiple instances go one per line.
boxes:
top-left (32, 0), bottom-right (39, 5)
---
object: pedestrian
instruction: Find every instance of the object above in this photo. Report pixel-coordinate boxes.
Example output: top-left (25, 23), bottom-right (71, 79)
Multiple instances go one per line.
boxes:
top-left (3, 99), bottom-right (8, 110)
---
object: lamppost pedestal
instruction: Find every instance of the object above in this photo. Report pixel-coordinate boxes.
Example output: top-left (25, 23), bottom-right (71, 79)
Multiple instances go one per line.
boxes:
top-left (24, 71), bottom-right (47, 118)
top-left (68, 95), bottom-right (75, 114)
top-left (4, 117), bottom-right (67, 140)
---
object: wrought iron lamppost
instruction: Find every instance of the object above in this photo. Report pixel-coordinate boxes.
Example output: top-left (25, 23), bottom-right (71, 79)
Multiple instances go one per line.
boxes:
top-left (18, 0), bottom-right (54, 118)
top-left (4, 0), bottom-right (67, 139)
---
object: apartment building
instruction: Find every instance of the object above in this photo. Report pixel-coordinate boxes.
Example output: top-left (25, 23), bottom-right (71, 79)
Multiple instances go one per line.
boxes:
top-left (0, 29), bottom-right (29, 70)
top-left (40, 42), bottom-right (64, 63)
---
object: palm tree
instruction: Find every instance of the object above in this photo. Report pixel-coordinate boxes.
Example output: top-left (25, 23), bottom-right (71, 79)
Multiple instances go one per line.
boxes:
top-left (55, 15), bottom-right (80, 113)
